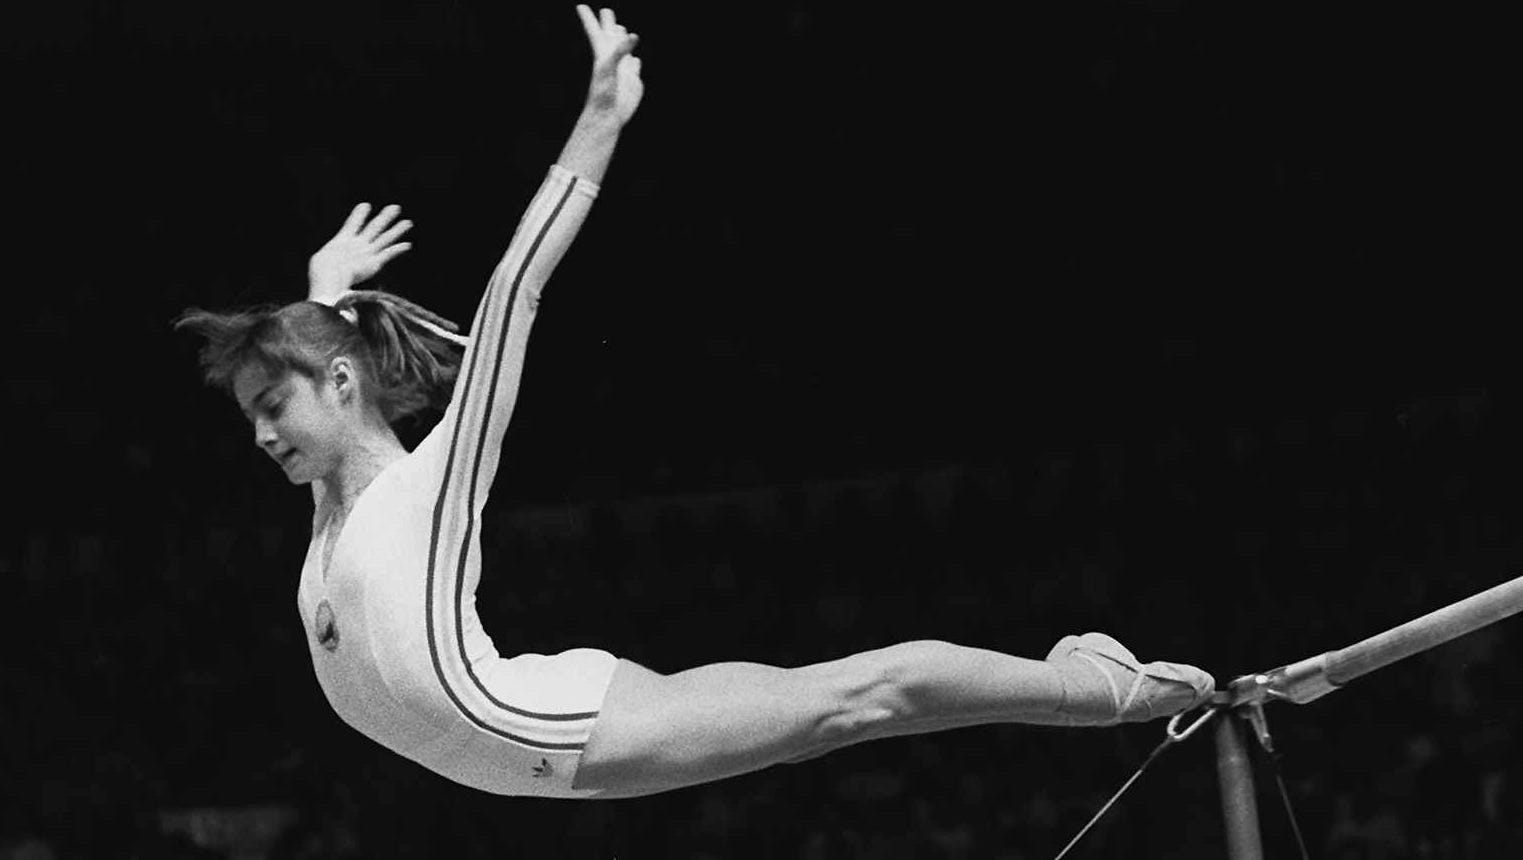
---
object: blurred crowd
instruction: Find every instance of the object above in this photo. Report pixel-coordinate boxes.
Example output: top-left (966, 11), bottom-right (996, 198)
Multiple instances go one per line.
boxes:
top-left (6, 394), bottom-right (1523, 858)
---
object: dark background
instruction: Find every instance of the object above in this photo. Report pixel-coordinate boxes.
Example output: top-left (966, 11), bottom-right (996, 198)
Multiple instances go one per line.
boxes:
top-left (3, 1), bottom-right (1518, 857)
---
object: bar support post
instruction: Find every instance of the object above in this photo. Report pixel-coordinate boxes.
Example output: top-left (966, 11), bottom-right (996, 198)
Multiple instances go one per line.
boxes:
top-left (1215, 712), bottom-right (1265, 860)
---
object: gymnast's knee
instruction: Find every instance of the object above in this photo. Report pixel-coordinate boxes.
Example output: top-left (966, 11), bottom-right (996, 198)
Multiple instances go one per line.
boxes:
top-left (806, 650), bottom-right (906, 748)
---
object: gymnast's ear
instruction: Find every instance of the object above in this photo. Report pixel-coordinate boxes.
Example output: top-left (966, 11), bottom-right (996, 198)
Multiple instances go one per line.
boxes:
top-left (326, 356), bottom-right (361, 405)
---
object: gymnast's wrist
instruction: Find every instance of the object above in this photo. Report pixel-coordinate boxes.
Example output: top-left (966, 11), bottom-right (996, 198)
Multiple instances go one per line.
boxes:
top-left (308, 269), bottom-right (355, 305)
top-left (574, 102), bottom-right (625, 138)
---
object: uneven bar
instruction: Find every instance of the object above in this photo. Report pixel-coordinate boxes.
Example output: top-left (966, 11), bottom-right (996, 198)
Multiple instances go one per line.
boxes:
top-left (1226, 572), bottom-right (1523, 707)
top-left (1211, 572), bottom-right (1523, 859)
top-left (1325, 573), bottom-right (1523, 686)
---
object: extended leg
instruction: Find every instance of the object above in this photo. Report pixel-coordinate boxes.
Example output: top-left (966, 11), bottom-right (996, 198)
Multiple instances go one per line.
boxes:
top-left (572, 637), bottom-right (1212, 798)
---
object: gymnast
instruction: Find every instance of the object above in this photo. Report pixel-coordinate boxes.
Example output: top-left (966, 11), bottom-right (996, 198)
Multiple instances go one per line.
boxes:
top-left (176, 5), bottom-right (1215, 799)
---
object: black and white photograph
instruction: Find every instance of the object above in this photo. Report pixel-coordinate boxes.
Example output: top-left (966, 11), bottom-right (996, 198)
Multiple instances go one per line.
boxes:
top-left (2, 1), bottom-right (1515, 857)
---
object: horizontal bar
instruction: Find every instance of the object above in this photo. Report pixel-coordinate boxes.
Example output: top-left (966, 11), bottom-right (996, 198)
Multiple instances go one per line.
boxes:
top-left (1326, 573), bottom-right (1523, 686)
top-left (1230, 573), bottom-right (1523, 707)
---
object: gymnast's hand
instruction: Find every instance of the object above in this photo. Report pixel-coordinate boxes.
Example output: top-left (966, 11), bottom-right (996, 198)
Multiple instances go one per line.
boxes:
top-left (577, 5), bottom-right (643, 125)
top-left (307, 203), bottom-right (414, 305)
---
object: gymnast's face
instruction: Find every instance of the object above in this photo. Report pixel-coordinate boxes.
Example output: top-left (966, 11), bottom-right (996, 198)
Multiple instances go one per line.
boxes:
top-left (233, 361), bottom-right (350, 485)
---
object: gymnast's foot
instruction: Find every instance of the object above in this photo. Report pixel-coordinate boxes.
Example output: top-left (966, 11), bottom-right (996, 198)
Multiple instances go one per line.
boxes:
top-left (1034, 632), bottom-right (1215, 726)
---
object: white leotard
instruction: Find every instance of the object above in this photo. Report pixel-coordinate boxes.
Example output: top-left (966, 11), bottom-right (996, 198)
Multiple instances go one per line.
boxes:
top-left (297, 165), bottom-right (616, 798)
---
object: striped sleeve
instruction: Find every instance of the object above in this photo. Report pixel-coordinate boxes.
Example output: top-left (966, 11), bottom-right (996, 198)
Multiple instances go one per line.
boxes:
top-left (422, 165), bottom-right (602, 749)
top-left (430, 164), bottom-right (598, 512)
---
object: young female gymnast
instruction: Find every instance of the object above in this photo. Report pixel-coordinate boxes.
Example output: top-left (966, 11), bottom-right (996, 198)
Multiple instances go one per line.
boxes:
top-left (177, 6), bottom-right (1215, 800)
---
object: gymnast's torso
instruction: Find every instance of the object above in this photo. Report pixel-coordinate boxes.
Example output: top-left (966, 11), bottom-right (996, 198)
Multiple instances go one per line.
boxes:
top-left (296, 431), bottom-right (457, 759)
top-left (292, 166), bottom-right (619, 798)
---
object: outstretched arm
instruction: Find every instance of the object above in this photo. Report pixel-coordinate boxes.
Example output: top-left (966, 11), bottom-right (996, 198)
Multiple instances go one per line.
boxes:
top-left (557, 5), bottom-right (644, 184)
top-left (422, 5), bottom-right (641, 504)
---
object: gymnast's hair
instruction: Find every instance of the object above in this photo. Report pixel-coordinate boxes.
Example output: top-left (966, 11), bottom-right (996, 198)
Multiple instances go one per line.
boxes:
top-left (175, 291), bottom-right (467, 425)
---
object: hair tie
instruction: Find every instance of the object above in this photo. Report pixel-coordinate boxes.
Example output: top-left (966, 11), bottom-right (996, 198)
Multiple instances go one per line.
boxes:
top-left (317, 289), bottom-right (362, 325)
top-left (331, 290), bottom-right (471, 347)
top-left (408, 315), bottom-right (471, 347)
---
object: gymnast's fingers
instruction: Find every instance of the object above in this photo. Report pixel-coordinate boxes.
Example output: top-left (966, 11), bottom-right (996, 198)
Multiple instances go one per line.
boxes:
top-left (340, 202), bottom-right (371, 235)
top-left (362, 204), bottom-right (402, 239)
top-left (374, 218), bottom-right (413, 249)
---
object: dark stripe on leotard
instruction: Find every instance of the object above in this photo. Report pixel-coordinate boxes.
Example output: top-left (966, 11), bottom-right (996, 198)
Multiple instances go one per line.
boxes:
top-left (426, 174), bottom-right (597, 752)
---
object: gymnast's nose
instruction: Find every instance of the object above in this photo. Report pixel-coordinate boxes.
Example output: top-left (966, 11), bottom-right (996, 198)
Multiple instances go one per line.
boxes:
top-left (253, 415), bottom-right (279, 451)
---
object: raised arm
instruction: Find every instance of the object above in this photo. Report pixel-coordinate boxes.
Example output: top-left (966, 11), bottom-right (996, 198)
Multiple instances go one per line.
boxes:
top-left (421, 5), bottom-right (642, 504)
top-left (557, 5), bottom-right (644, 184)
top-left (298, 203), bottom-right (416, 512)
top-left (307, 203), bottom-right (415, 305)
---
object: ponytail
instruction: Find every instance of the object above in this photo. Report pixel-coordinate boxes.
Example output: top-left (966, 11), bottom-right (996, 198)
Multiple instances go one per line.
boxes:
top-left (175, 290), bottom-right (469, 426)
top-left (331, 290), bottom-right (469, 423)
